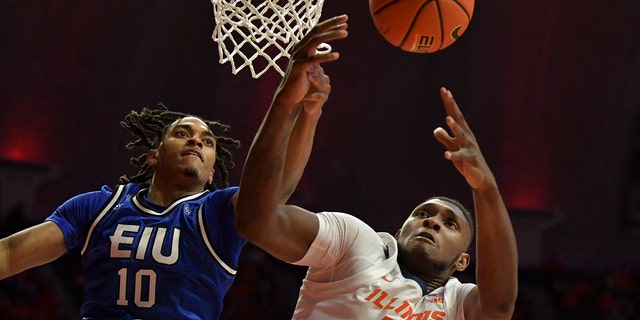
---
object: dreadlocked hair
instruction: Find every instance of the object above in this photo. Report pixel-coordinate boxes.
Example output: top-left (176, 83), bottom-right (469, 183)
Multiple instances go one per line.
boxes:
top-left (118, 102), bottom-right (240, 191)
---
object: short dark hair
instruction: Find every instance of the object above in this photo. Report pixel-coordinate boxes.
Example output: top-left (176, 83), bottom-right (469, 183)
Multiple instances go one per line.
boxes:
top-left (119, 103), bottom-right (240, 190)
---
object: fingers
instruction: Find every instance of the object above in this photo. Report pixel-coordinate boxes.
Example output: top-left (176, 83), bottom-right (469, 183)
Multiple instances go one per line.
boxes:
top-left (435, 88), bottom-right (495, 189)
top-left (439, 87), bottom-right (460, 119)
top-left (303, 65), bottom-right (331, 103)
top-left (309, 65), bottom-right (330, 91)
top-left (274, 15), bottom-right (347, 109)
top-left (292, 15), bottom-right (349, 62)
top-left (434, 88), bottom-right (475, 160)
top-left (434, 124), bottom-right (466, 161)
top-left (433, 126), bottom-right (453, 149)
top-left (440, 87), bottom-right (472, 133)
top-left (304, 14), bottom-right (349, 45)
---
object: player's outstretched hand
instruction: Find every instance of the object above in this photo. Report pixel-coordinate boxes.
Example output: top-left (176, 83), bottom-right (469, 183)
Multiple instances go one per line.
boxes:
top-left (433, 87), bottom-right (497, 191)
top-left (274, 14), bottom-right (349, 113)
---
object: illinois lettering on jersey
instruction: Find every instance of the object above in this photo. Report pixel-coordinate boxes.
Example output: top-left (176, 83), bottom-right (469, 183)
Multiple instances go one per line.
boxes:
top-left (292, 212), bottom-right (475, 320)
top-left (46, 183), bottom-right (246, 319)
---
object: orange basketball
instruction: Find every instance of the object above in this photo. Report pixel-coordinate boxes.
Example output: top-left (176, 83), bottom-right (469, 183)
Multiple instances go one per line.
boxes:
top-left (369, 0), bottom-right (474, 53)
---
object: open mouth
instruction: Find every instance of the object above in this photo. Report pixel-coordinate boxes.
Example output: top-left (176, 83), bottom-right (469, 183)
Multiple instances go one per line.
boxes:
top-left (415, 231), bottom-right (435, 244)
top-left (182, 150), bottom-right (202, 161)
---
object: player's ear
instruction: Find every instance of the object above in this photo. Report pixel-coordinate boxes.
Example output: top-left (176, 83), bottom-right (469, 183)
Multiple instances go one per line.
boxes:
top-left (207, 168), bottom-right (215, 185)
top-left (454, 252), bottom-right (470, 272)
top-left (147, 149), bottom-right (159, 167)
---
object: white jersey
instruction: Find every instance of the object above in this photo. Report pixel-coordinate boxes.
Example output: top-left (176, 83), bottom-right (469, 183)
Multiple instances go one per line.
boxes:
top-left (292, 212), bottom-right (475, 320)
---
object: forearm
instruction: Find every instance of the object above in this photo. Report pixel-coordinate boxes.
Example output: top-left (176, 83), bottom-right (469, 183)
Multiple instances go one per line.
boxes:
top-left (237, 14), bottom-right (347, 260)
top-left (0, 222), bottom-right (66, 280)
top-left (279, 107), bottom-right (322, 203)
top-left (236, 99), bottom-right (301, 239)
top-left (0, 238), bottom-right (9, 279)
top-left (0, 236), bottom-right (32, 280)
top-left (472, 184), bottom-right (518, 316)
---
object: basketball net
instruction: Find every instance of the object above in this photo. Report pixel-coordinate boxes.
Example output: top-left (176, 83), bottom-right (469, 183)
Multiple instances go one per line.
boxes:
top-left (211, 0), bottom-right (326, 79)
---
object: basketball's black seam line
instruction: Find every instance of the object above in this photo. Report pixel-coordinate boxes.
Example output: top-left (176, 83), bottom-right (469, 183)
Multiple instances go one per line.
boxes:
top-left (436, 0), bottom-right (445, 51)
top-left (372, 0), bottom-right (402, 16)
top-left (451, 0), bottom-right (472, 20)
top-left (399, 0), bottom-right (436, 49)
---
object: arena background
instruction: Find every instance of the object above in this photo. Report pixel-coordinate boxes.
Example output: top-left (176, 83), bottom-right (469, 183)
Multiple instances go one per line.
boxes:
top-left (1, 1), bottom-right (639, 318)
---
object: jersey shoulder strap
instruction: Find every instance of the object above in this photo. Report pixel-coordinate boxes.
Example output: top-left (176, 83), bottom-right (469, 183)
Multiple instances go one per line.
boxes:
top-left (80, 184), bottom-right (127, 255)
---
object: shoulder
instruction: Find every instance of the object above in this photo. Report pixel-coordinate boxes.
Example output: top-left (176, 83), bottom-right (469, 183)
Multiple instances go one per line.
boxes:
top-left (61, 184), bottom-right (122, 206)
top-left (315, 212), bottom-right (379, 240)
top-left (316, 211), bottom-right (385, 253)
top-left (199, 187), bottom-right (240, 223)
top-left (442, 277), bottom-right (477, 306)
top-left (316, 211), bottom-right (371, 230)
top-left (445, 276), bottom-right (476, 291)
top-left (202, 186), bottom-right (238, 208)
top-left (208, 186), bottom-right (239, 199)
top-left (317, 212), bottom-right (386, 245)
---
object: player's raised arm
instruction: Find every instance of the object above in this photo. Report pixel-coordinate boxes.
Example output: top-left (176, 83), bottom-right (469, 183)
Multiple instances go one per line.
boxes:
top-left (235, 15), bottom-right (349, 263)
top-left (433, 87), bottom-right (518, 320)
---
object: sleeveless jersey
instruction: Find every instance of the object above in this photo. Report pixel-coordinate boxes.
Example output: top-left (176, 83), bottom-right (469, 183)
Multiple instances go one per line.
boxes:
top-left (46, 183), bottom-right (246, 319)
top-left (292, 212), bottom-right (476, 320)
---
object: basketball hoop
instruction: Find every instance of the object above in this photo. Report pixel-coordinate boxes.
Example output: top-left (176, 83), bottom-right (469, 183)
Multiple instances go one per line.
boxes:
top-left (211, 0), bottom-right (326, 79)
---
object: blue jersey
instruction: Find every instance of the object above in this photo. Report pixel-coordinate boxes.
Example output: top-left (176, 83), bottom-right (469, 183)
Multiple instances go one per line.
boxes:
top-left (46, 183), bottom-right (246, 319)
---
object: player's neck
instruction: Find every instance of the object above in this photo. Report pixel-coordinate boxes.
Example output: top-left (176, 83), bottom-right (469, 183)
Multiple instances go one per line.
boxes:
top-left (422, 276), bottom-right (448, 292)
top-left (399, 259), bottom-right (450, 292)
top-left (408, 268), bottom-right (449, 292)
top-left (146, 179), bottom-right (205, 206)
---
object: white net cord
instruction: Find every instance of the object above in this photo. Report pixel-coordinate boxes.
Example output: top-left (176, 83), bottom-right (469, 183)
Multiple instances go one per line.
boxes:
top-left (211, 0), bottom-right (326, 78)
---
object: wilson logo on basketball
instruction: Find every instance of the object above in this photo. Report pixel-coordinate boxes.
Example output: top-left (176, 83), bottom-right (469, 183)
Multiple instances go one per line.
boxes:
top-left (416, 35), bottom-right (435, 52)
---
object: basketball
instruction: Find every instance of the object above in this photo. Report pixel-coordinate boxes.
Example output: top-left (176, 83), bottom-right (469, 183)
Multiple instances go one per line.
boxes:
top-left (369, 0), bottom-right (474, 53)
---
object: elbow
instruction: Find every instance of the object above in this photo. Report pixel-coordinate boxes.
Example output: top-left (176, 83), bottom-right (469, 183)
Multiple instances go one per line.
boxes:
top-left (472, 284), bottom-right (518, 320)
top-left (476, 303), bottom-right (515, 320)
top-left (236, 219), bottom-right (262, 244)
top-left (235, 209), bottom-right (256, 241)
top-left (494, 302), bottom-right (516, 320)
top-left (234, 190), bottom-right (272, 242)
top-left (236, 218), bottom-right (275, 247)
top-left (235, 205), bottom-right (275, 244)
top-left (487, 292), bottom-right (518, 320)
top-left (235, 218), bottom-right (249, 240)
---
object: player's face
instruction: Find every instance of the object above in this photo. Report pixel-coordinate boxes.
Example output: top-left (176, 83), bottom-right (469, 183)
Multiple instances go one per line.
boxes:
top-left (396, 198), bottom-right (472, 276)
top-left (151, 117), bottom-right (217, 187)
